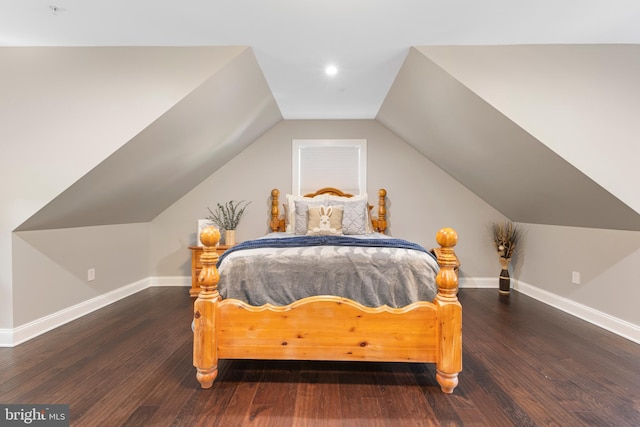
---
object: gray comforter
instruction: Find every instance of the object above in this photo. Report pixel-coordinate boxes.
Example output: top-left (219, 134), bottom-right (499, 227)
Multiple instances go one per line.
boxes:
top-left (217, 232), bottom-right (440, 308)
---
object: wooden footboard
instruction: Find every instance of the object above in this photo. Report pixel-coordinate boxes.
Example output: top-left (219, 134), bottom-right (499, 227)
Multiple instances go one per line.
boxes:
top-left (217, 297), bottom-right (438, 362)
top-left (193, 227), bottom-right (461, 393)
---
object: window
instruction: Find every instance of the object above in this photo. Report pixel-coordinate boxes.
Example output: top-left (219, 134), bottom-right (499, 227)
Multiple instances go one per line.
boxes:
top-left (292, 139), bottom-right (367, 196)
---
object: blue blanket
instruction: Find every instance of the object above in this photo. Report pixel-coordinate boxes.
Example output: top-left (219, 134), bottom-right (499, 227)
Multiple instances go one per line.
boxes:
top-left (217, 235), bottom-right (434, 266)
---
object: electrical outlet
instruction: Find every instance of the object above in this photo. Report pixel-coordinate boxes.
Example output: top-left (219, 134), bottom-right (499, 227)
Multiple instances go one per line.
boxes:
top-left (88, 268), bottom-right (96, 281)
top-left (571, 271), bottom-right (580, 285)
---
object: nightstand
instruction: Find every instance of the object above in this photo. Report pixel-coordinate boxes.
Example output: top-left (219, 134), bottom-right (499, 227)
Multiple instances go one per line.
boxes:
top-left (188, 245), bottom-right (233, 297)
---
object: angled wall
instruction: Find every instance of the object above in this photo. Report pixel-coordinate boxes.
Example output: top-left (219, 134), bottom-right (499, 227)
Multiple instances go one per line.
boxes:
top-left (517, 223), bottom-right (640, 330)
top-left (1, 46), bottom-right (281, 332)
top-left (377, 47), bottom-right (640, 231)
top-left (377, 45), bottom-right (640, 332)
top-left (416, 44), bottom-right (640, 216)
top-left (16, 47), bottom-right (281, 230)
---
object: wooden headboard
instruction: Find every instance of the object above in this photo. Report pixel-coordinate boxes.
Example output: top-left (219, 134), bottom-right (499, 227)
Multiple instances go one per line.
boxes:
top-left (270, 187), bottom-right (387, 234)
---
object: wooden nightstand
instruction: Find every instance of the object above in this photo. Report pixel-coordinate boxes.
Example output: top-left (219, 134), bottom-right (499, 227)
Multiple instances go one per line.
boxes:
top-left (189, 245), bottom-right (233, 297)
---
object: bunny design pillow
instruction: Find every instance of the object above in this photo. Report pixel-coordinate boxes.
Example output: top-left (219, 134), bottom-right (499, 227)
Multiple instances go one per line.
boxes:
top-left (306, 205), bottom-right (344, 236)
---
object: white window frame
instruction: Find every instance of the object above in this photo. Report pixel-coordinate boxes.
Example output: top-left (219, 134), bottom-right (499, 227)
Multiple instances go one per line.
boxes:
top-left (292, 139), bottom-right (367, 196)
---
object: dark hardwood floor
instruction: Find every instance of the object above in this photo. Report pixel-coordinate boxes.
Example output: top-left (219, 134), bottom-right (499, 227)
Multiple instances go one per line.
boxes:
top-left (1, 287), bottom-right (638, 426)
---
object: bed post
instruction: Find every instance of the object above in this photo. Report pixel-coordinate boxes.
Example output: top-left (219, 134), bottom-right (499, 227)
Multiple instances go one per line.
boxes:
top-left (193, 226), bottom-right (221, 388)
top-left (270, 189), bottom-right (282, 232)
top-left (434, 228), bottom-right (462, 394)
top-left (377, 189), bottom-right (387, 233)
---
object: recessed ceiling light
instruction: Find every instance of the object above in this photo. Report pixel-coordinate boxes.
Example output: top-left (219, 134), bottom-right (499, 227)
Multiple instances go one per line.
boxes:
top-left (325, 65), bottom-right (338, 76)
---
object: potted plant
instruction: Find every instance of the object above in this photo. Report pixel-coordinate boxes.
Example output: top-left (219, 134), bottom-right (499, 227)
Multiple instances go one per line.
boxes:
top-left (490, 220), bottom-right (522, 296)
top-left (207, 200), bottom-right (251, 245)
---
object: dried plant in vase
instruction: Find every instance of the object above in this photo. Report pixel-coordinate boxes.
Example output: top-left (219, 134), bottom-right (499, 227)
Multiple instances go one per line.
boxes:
top-left (490, 220), bottom-right (522, 296)
top-left (207, 200), bottom-right (251, 245)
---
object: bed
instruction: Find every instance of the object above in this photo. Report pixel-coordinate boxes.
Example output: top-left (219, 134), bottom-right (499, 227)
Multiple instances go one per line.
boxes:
top-left (193, 188), bottom-right (461, 393)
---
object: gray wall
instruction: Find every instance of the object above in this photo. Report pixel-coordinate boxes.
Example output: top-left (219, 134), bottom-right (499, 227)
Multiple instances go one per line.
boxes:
top-left (378, 47), bottom-right (640, 231)
top-left (0, 46), bottom-right (247, 330)
top-left (517, 224), bottom-right (640, 325)
top-left (12, 223), bottom-right (150, 326)
top-left (150, 119), bottom-right (505, 281)
top-left (4, 45), bottom-right (639, 339)
top-left (7, 118), bottom-right (640, 335)
top-left (416, 45), bottom-right (640, 215)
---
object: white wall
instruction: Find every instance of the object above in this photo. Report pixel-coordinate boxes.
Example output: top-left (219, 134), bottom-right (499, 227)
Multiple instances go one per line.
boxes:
top-left (150, 119), bottom-right (505, 281)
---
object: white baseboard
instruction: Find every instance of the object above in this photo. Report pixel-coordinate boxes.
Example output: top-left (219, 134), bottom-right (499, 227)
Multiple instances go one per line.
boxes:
top-left (0, 276), bottom-right (191, 348)
top-left (8, 278), bottom-right (150, 347)
top-left (0, 329), bottom-right (12, 347)
top-left (513, 280), bottom-right (640, 345)
top-left (2, 276), bottom-right (637, 347)
top-left (148, 276), bottom-right (191, 287)
top-left (459, 277), bottom-right (497, 288)
top-left (459, 277), bottom-right (639, 344)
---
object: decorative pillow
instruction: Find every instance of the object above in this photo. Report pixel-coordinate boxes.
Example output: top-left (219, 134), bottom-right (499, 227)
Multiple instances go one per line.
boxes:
top-left (285, 194), bottom-right (327, 233)
top-left (307, 205), bottom-right (343, 236)
top-left (294, 198), bottom-right (327, 235)
top-left (339, 199), bottom-right (369, 235)
top-left (327, 194), bottom-right (373, 234)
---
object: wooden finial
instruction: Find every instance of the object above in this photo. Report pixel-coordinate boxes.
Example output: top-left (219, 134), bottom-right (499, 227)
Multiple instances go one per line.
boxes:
top-left (200, 226), bottom-right (220, 248)
top-left (434, 227), bottom-right (460, 303)
top-left (436, 227), bottom-right (458, 249)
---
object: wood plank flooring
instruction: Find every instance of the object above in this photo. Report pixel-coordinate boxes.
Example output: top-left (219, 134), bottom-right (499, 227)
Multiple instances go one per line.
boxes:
top-left (1, 287), bottom-right (638, 426)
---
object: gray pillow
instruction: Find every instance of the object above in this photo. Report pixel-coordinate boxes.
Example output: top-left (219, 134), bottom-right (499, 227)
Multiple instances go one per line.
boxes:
top-left (335, 198), bottom-right (369, 235)
top-left (294, 199), bottom-right (326, 235)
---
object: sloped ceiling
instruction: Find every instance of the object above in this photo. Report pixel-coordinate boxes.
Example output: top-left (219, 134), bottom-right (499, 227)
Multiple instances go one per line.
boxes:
top-left (415, 44), bottom-right (640, 215)
top-left (5, 4), bottom-right (640, 234)
top-left (16, 47), bottom-right (282, 231)
top-left (11, 45), bottom-right (640, 232)
top-left (377, 47), bottom-right (640, 231)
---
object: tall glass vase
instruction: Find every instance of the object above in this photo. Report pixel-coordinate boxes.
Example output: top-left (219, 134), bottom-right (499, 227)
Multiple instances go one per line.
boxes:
top-left (499, 258), bottom-right (511, 296)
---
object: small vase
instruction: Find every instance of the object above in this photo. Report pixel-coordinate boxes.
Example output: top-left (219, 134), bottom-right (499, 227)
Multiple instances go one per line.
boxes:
top-left (224, 230), bottom-right (236, 246)
top-left (499, 258), bottom-right (511, 296)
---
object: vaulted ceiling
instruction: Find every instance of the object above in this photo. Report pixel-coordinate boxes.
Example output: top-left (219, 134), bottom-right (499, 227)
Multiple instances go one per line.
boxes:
top-left (5, 1), bottom-right (640, 119)
top-left (3, 2), bottom-right (640, 231)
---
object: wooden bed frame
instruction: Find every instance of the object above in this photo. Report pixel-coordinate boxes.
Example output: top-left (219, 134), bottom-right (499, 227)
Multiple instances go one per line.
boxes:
top-left (193, 188), bottom-right (462, 393)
